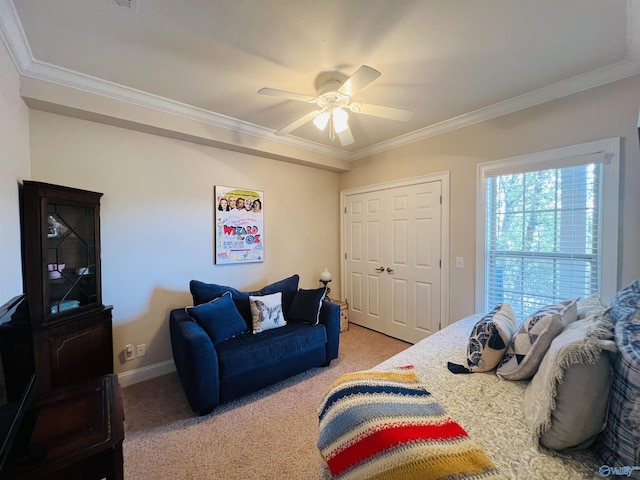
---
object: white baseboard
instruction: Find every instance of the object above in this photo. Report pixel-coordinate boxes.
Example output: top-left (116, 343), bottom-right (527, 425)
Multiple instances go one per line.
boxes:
top-left (117, 360), bottom-right (176, 387)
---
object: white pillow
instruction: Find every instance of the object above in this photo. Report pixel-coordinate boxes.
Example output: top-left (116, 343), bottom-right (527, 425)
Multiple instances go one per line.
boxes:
top-left (576, 293), bottom-right (607, 319)
top-left (249, 292), bottom-right (286, 333)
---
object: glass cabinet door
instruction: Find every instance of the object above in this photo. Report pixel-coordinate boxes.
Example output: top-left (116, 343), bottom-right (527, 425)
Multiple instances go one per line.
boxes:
top-left (45, 202), bottom-right (98, 317)
top-left (21, 181), bottom-right (111, 392)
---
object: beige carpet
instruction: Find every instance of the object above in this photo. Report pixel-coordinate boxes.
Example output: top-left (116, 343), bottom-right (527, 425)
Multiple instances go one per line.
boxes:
top-left (122, 324), bottom-right (409, 480)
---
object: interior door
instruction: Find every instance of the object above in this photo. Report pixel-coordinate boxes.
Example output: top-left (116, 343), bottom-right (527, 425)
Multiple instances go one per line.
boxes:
top-left (385, 182), bottom-right (442, 343)
top-left (344, 180), bottom-right (443, 343)
top-left (344, 190), bottom-right (387, 333)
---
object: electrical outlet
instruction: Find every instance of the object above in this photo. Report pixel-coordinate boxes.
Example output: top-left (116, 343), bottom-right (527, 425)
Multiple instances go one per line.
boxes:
top-left (125, 344), bottom-right (134, 361)
top-left (136, 344), bottom-right (146, 357)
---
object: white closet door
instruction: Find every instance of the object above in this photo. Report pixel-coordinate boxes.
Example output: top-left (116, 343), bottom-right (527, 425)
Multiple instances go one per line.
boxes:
top-left (345, 180), bottom-right (442, 343)
top-left (344, 190), bottom-right (387, 333)
top-left (385, 182), bottom-right (442, 343)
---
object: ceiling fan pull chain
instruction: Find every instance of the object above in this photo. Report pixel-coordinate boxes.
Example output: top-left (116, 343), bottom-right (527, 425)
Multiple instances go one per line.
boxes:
top-left (329, 115), bottom-right (335, 141)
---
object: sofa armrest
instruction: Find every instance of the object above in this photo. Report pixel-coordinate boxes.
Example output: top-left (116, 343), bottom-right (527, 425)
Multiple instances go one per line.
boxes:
top-left (169, 308), bottom-right (220, 414)
top-left (319, 300), bottom-right (340, 362)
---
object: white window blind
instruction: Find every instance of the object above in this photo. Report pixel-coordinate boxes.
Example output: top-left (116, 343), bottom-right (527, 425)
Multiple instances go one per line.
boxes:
top-left (476, 138), bottom-right (620, 317)
top-left (485, 163), bottom-right (601, 319)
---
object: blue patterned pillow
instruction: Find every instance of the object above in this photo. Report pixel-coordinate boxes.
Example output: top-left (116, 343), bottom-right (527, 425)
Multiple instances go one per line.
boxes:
top-left (287, 287), bottom-right (327, 325)
top-left (609, 280), bottom-right (640, 324)
top-left (448, 304), bottom-right (518, 374)
top-left (594, 308), bottom-right (640, 469)
top-left (185, 291), bottom-right (247, 344)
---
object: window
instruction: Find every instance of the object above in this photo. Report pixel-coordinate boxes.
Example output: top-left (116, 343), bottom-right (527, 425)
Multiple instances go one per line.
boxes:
top-left (476, 138), bottom-right (620, 317)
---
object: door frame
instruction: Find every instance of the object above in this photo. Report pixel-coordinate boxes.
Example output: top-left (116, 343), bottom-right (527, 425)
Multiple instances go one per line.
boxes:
top-left (340, 171), bottom-right (451, 330)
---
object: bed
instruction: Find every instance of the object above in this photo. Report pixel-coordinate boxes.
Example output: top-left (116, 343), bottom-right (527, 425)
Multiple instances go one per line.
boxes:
top-left (318, 283), bottom-right (640, 480)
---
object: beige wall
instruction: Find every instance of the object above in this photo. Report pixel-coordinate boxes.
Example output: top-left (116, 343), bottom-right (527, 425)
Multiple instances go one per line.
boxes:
top-left (341, 74), bottom-right (640, 324)
top-left (4, 43), bottom-right (639, 381)
top-left (0, 39), bottom-right (30, 299)
top-left (28, 111), bottom-right (341, 376)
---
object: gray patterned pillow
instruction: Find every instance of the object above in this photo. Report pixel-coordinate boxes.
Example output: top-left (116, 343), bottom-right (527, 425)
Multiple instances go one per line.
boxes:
top-left (524, 310), bottom-right (615, 450)
top-left (448, 303), bottom-right (518, 374)
top-left (497, 299), bottom-right (578, 381)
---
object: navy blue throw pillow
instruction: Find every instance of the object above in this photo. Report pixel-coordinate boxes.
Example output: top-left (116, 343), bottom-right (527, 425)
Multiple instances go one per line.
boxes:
top-left (287, 287), bottom-right (326, 325)
top-left (189, 274), bottom-right (299, 326)
top-left (185, 292), bottom-right (247, 344)
top-left (190, 280), bottom-right (257, 325)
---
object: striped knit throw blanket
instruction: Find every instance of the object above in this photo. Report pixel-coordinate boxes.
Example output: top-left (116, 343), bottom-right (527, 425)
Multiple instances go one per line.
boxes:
top-left (317, 367), bottom-right (503, 480)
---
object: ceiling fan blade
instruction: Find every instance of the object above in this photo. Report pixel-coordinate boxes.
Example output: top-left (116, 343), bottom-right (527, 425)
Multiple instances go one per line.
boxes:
top-left (337, 125), bottom-right (355, 146)
top-left (275, 110), bottom-right (321, 136)
top-left (258, 87), bottom-right (315, 103)
top-left (338, 65), bottom-right (381, 97)
top-left (350, 102), bottom-right (413, 122)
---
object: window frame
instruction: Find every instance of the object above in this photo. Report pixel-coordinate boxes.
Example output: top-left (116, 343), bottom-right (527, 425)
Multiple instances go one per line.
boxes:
top-left (475, 138), bottom-right (620, 312)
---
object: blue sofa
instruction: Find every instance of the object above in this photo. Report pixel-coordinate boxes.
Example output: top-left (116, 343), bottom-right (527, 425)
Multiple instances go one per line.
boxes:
top-left (170, 275), bottom-right (340, 415)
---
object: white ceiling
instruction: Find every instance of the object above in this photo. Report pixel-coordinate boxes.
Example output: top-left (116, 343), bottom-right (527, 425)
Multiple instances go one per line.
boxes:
top-left (2, 0), bottom-right (640, 160)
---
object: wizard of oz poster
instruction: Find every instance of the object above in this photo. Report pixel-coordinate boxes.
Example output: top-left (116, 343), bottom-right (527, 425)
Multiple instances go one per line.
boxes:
top-left (214, 186), bottom-right (264, 264)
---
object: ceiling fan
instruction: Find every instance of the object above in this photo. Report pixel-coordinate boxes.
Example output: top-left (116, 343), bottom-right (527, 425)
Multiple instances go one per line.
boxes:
top-left (258, 65), bottom-right (412, 146)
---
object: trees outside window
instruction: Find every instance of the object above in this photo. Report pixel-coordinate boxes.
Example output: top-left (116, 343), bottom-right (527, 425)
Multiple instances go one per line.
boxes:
top-left (476, 138), bottom-right (619, 317)
top-left (486, 165), bottom-right (599, 318)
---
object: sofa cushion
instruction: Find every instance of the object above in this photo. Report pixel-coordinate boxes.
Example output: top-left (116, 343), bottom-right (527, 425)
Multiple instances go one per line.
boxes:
top-left (189, 275), bottom-right (299, 326)
top-left (287, 287), bottom-right (327, 325)
top-left (594, 303), bottom-right (640, 470)
top-left (216, 323), bottom-right (328, 377)
top-left (185, 291), bottom-right (248, 345)
top-left (190, 280), bottom-right (257, 323)
top-left (524, 309), bottom-right (615, 450)
top-left (260, 274), bottom-right (299, 316)
top-left (609, 280), bottom-right (640, 323)
top-left (249, 292), bottom-right (286, 333)
top-left (448, 303), bottom-right (518, 374)
top-left (497, 298), bottom-right (578, 381)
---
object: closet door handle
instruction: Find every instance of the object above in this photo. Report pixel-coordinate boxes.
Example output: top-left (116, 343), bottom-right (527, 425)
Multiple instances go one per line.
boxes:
top-left (375, 267), bottom-right (385, 272)
top-left (386, 267), bottom-right (394, 273)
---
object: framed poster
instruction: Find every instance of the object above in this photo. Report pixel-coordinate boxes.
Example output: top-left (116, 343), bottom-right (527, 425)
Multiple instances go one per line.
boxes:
top-left (214, 186), bottom-right (264, 264)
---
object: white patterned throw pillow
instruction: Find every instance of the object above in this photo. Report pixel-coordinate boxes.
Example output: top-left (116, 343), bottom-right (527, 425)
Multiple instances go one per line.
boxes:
top-left (249, 292), bottom-right (286, 333)
top-left (497, 298), bottom-right (578, 381)
top-left (448, 303), bottom-right (518, 374)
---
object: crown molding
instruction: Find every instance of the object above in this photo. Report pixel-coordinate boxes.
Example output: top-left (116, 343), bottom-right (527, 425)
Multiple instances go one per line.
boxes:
top-left (24, 59), bottom-right (353, 161)
top-left (0, 0), bottom-right (351, 161)
top-left (2, 0), bottom-right (639, 163)
top-left (352, 57), bottom-right (640, 160)
top-left (0, 0), bottom-right (32, 70)
top-left (351, 0), bottom-right (640, 159)
top-left (30, 59), bottom-right (352, 161)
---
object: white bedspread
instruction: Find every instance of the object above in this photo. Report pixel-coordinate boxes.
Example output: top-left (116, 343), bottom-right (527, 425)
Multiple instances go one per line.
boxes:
top-left (371, 314), bottom-right (603, 480)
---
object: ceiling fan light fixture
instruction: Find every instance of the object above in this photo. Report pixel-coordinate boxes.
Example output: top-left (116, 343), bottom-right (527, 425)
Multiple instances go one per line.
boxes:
top-left (260, 65), bottom-right (411, 147)
top-left (332, 108), bottom-right (349, 133)
top-left (313, 111), bottom-right (330, 131)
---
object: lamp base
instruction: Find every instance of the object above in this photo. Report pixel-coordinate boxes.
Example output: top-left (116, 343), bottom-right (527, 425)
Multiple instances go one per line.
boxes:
top-left (320, 280), bottom-right (331, 301)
